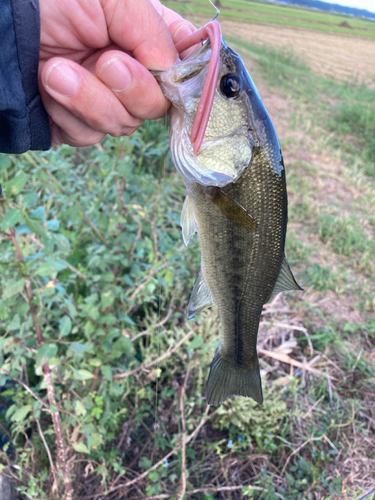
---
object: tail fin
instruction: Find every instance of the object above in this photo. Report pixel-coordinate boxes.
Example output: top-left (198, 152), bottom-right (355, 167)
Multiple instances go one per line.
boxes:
top-left (206, 348), bottom-right (263, 406)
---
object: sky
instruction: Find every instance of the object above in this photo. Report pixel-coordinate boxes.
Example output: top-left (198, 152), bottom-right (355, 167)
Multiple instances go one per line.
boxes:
top-left (331, 0), bottom-right (375, 13)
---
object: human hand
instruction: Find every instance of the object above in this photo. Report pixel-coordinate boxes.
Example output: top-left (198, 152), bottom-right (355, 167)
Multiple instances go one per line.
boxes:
top-left (39, 0), bottom-right (195, 147)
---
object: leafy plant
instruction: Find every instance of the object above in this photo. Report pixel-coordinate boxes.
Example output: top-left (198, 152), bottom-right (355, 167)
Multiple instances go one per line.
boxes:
top-left (213, 385), bottom-right (287, 445)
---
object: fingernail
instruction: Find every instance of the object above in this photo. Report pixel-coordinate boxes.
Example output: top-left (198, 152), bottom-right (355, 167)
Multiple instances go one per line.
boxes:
top-left (46, 62), bottom-right (79, 96)
top-left (173, 22), bottom-right (194, 43)
top-left (99, 57), bottom-right (132, 92)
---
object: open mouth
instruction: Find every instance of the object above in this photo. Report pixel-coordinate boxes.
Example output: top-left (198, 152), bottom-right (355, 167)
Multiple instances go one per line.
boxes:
top-left (175, 21), bottom-right (222, 155)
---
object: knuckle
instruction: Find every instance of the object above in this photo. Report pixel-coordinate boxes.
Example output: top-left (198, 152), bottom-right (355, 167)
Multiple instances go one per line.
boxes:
top-left (146, 95), bottom-right (165, 119)
top-left (111, 120), bottom-right (143, 138)
top-left (63, 128), bottom-right (105, 147)
top-left (90, 103), bottom-right (111, 129)
top-left (83, 131), bottom-right (106, 146)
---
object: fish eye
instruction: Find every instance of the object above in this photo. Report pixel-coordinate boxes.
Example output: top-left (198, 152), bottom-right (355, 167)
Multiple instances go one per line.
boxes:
top-left (220, 73), bottom-right (241, 99)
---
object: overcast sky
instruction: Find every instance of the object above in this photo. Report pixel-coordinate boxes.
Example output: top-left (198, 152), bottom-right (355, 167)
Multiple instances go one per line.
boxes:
top-left (332, 0), bottom-right (375, 13)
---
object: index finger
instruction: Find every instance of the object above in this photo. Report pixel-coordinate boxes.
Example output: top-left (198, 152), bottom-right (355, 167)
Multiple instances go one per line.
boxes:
top-left (101, 0), bottom-right (180, 70)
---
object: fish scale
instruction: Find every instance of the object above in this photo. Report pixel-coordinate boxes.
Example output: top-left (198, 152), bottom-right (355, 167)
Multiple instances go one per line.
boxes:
top-left (186, 146), bottom-right (286, 372)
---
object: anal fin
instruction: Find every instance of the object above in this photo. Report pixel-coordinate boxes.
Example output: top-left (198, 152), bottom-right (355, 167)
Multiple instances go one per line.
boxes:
top-left (187, 269), bottom-right (214, 320)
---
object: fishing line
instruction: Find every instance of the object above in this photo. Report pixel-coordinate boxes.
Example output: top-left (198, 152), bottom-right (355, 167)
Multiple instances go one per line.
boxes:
top-left (359, 488), bottom-right (375, 500)
top-left (151, 0), bottom-right (219, 465)
top-left (208, 0), bottom-right (220, 21)
top-left (151, 112), bottom-right (168, 465)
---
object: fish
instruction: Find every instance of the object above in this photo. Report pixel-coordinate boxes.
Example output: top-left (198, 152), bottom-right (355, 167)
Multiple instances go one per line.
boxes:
top-left (154, 21), bottom-right (302, 406)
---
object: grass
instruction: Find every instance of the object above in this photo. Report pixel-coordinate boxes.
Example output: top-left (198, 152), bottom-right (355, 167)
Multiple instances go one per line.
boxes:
top-left (165, 0), bottom-right (375, 38)
top-left (331, 101), bottom-right (375, 170)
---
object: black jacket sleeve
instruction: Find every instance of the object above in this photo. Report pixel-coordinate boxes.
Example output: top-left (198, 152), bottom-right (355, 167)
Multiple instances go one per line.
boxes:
top-left (0, 0), bottom-right (51, 153)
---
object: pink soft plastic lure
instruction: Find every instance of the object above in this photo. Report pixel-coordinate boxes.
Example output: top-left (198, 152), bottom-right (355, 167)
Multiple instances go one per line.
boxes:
top-left (175, 21), bottom-right (222, 155)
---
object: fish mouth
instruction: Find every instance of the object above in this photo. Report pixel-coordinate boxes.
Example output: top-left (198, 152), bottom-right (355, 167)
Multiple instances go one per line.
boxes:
top-left (151, 44), bottom-right (210, 82)
top-left (176, 22), bottom-right (222, 155)
top-left (154, 21), bottom-right (223, 155)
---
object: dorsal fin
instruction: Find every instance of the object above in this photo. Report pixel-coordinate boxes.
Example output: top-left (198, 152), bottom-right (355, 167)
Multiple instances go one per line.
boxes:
top-left (272, 255), bottom-right (303, 295)
top-left (180, 195), bottom-right (198, 246)
top-left (187, 269), bottom-right (215, 320)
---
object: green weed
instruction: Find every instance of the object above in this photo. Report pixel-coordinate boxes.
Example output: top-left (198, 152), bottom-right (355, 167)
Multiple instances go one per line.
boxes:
top-left (303, 263), bottom-right (339, 292)
top-left (332, 101), bottom-right (375, 170)
top-left (318, 213), bottom-right (375, 273)
top-left (213, 385), bottom-right (288, 446)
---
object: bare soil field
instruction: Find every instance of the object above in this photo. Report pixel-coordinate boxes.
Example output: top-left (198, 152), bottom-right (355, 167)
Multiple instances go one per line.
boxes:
top-left (193, 16), bottom-right (375, 87)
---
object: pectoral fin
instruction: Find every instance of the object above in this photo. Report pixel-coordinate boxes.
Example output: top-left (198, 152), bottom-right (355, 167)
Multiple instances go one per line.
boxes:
top-left (187, 269), bottom-right (214, 320)
top-left (181, 195), bottom-right (198, 246)
top-left (204, 187), bottom-right (257, 231)
top-left (272, 255), bottom-right (303, 294)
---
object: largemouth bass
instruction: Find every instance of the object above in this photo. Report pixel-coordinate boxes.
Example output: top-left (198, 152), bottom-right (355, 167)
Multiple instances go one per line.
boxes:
top-left (155, 21), bottom-right (302, 406)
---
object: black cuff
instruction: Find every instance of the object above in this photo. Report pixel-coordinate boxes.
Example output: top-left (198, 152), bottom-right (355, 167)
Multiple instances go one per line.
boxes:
top-left (0, 0), bottom-right (51, 153)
